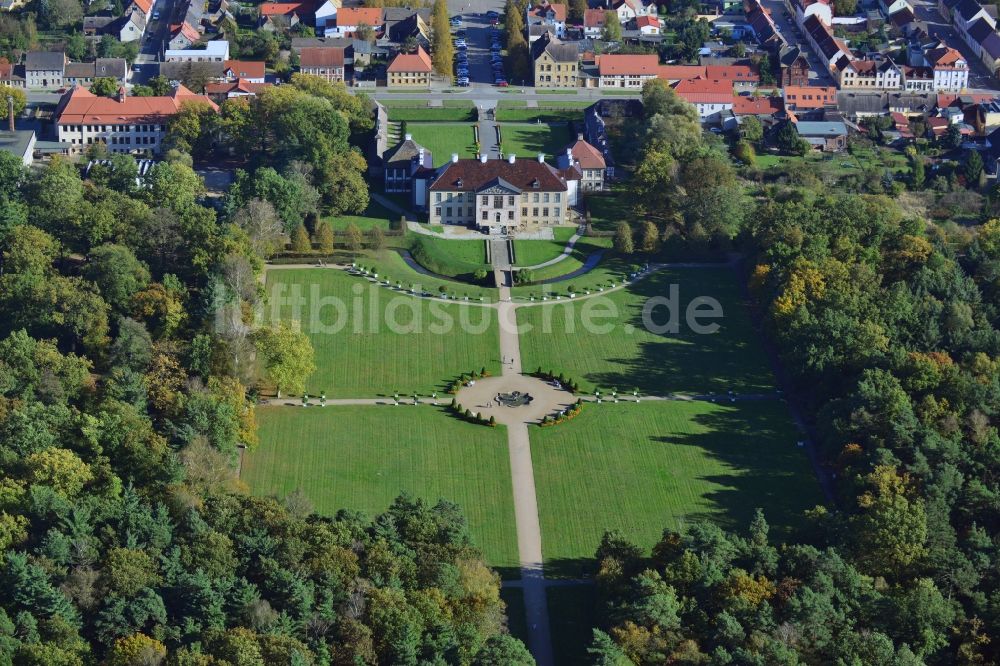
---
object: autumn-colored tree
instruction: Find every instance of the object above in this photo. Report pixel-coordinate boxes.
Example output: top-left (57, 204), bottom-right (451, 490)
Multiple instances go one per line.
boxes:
top-left (291, 223), bottom-right (312, 253)
top-left (254, 323), bottom-right (316, 397)
top-left (313, 220), bottom-right (334, 253)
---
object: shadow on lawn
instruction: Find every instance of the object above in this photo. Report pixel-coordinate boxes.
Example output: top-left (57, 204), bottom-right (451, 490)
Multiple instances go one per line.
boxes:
top-left (585, 271), bottom-right (776, 396)
top-left (654, 403), bottom-right (823, 541)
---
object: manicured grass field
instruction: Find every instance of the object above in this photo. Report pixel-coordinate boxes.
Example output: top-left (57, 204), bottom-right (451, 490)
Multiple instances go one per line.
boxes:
top-left (323, 202), bottom-right (396, 231)
top-left (263, 268), bottom-right (500, 396)
top-left (585, 191), bottom-right (625, 232)
top-left (495, 108), bottom-right (583, 123)
top-left (410, 236), bottom-right (489, 277)
top-left (359, 250), bottom-right (497, 302)
top-left (406, 122), bottom-right (478, 159)
top-left (512, 228), bottom-right (581, 267)
top-left (532, 400), bottom-right (822, 577)
top-left (499, 123), bottom-right (574, 160)
top-left (517, 268), bottom-right (775, 395)
top-left (243, 406), bottom-right (520, 573)
top-left (387, 106), bottom-right (476, 122)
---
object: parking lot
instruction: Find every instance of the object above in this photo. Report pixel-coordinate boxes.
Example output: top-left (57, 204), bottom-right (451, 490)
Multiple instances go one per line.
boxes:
top-left (449, 7), bottom-right (508, 87)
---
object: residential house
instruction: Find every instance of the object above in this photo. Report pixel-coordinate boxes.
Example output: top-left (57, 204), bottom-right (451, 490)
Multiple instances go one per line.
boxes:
top-left (901, 65), bottom-right (934, 91)
top-left (531, 32), bottom-right (579, 88)
top-left (64, 59), bottom-right (129, 87)
top-left (55, 84), bottom-right (218, 154)
top-left (223, 60), bottom-right (265, 83)
top-left (526, 2), bottom-right (567, 39)
top-left (745, 0), bottom-right (786, 49)
top-left (657, 65), bottom-right (708, 83)
top-left (880, 0), bottom-right (912, 17)
top-left (314, 0), bottom-right (341, 31)
top-left (329, 7), bottom-right (383, 37)
top-left (634, 15), bottom-right (661, 35)
top-left (790, 0), bottom-right (833, 31)
top-left (556, 134), bottom-right (606, 192)
top-left (583, 8), bottom-right (607, 38)
top-left (382, 133), bottom-right (433, 195)
top-left (705, 63), bottom-right (759, 91)
top-left (779, 45), bottom-right (811, 86)
top-left (83, 16), bottom-right (115, 36)
top-left (596, 54), bottom-right (660, 88)
top-left (924, 45), bottom-right (969, 89)
top-left (837, 58), bottom-right (903, 89)
top-left (204, 78), bottom-right (271, 100)
top-left (0, 61), bottom-right (25, 88)
top-left (783, 84), bottom-right (838, 110)
top-left (299, 46), bottom-right (347, 82)
top-left (0, 130), bottom-right (35, 167)
top-left (386, 46), bottom-right (432, 88)
top-left (732, 94), bottom-right (784, 118)
top-left (25, 51), bottom-right (66, 89)
top-left (803, 15), bottom-right (854, 71)
top-left (794, 120), bottom-right (848, 150)
top-left (116, 9), bottom-right (147, 42)
top-left (168, 22), bottom-right (201, 50)
top-left (129, 0), bottom-right (153, 21)
top-left (384, 8), bottom-right (431, 46)
top-left (610, 0), bottom-right (654, 23)
top-left (426, 154), bottom-right (577, 233)
top-left (258, 2), bottom-right (310, 29)
top-left (673, 78), bottom-right (735, 121)
top-left (165, 40), bottom-right (231, 62)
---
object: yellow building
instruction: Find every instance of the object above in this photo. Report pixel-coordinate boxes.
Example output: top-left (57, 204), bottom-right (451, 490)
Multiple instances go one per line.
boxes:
top-left (387, 45), bottom-right (432, 88)
top-left (531, 31), bottom-right (579, 88)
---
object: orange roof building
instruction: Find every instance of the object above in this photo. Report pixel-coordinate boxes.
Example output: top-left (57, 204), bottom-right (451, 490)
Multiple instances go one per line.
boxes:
top-left (783, 84), bottom-right (837, 110)
top-left (387, 46), bottom-right (432, 88)
top-left (597, 54), bottom-right (661, 88)
top-left (258, 2), bottom-right (312, 16)
top-left (223, 60), bottom-right (266, 81)
top-left (55, 84), bottom-right (218, 154)
top-left (335, 7), bottom-right (384, 28)
top-left (732, 94), bottom-right (783, 116)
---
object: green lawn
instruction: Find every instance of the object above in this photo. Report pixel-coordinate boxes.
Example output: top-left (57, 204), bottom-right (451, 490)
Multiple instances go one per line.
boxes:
top-left (263, 268), bottom-right (500, 396)
top-left (517, 268), bottom-right (775, 395)
top-left (243, 406), bottom-right (520, 574)
top-left (359, 250), bottom-right (498, 302)
top-left (499, 123), bottom-right (574, 160)
top-left (585, 191), bottom-right (625, 232)
top-left (406, 122), bottom-right (479, 159)
top-left (387, 106), bottom-right (476, 122)
top-left (410, 236), bottom-right (489, 278)
top-left (548, 586), bottom-right (597, 665)
top-left (323, 202), bottom-right (396, 232)
top-left (495, 108), bottom-right (583, 123)
top-left (532, 400), bottom-right (822, 577)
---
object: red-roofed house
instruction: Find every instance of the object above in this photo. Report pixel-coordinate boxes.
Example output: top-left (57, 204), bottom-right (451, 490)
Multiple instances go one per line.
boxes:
top-left (55, 84), bottom-right (217, 154)
top-left (925, 45), bottom-right (969, 91)
top-left (330, 7), bottom-right (383, 36)
top-left (527, 2), bottom-right (567, 38)
top-left (657, 65), bottom-right (705, 82)
top-left (597, 54), bottom-right (660, 88)
top-left (634, 15), bottom-right (660, 34)
top-left (583, 8), bottom-right (607, 37)
top-left (204, 79), bottom-right (272, 100)
top-left (299, 47), bottom-right (347, 82)
top-left (556, 134), bottom-right (606, 191)
top-left (673, 78), bottom-right (735, 120)
top-left (387, 46), bottom-right (432, 88)
top-left (223, 60), bottom-right (265, 83)
top-left (168, 22), bottom-right (201, 50)
top-left (732, 94), bottom-right (783, 116)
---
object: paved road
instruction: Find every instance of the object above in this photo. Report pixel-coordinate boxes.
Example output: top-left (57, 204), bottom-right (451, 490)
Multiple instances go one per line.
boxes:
top-left (914, 0), bottom-right (998, 88)
top-left (759, 0), bottom-right (835, 85)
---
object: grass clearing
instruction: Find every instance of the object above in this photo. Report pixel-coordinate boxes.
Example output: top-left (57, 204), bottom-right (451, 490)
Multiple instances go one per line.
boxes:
top-left (359, 250), bottom-right (497, 302)
top-left (532, 400), bottom-right (822, 577)
top-left (410, 236), bottom-right (489, 278)
top-left (406, 122), bottom-right (478, 159)
top-left (263, 268), bottom-right (500, 396)
top-left (499, 123), bottom-right (573, 160)
top-left (513, 237), bottom-right (571, 267)
top-left (510, 237), bottom-right (616, 292)
top-left (517, 268), bottom-right (775, 395)
top-left (243, 406), bottom-right (520, 574)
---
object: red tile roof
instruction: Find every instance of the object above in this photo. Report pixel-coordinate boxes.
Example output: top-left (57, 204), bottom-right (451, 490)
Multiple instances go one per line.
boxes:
top-left (529, 2), bottom-right (567, 21)
top-left (205, 79), bottom-right (272, 95)
top-left (387, 46), bottom-right (432, 73)
top-left (732, 95), bottom-right (782, 115)
top-left (430, 157), bottom-right (569, 192)
top-left (259, 2), bottom-right (311, 16)
top-left (131, 0), bottom-right (152, 14)
top-left (299, 47), bottom-right (345, 67)
top-left (673, 78), bottom-right (735, 104)
top-left (224, 60), bottom-right (265, 79)
top-left (336, 7), bottom-right (383, 26)
top-left (171, 22), bottom-right (201, 42)
top-left (564, 137), bottom-right (605, 169)
top-left (55, 84), bottom-right (218, 125)
top-left (597, 54), bottom-right (659, 76)
top-left (635, 15), bottom-right (659, 27)
top-left (583, 8), bottom-right (606, 27)
top-left (658, 65), bottom-right (707, 80)
top-left (706, 63), bottom-right (758, 81)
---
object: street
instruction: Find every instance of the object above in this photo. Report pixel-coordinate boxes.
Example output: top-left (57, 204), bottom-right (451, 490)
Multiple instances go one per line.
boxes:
top-left (759, 0), bottom-right (835, 85)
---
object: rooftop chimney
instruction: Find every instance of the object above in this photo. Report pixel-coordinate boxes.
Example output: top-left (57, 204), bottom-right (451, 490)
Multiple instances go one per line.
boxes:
top-left (451, 153), bottom-right (459, 163)
top-left (405, 133), bottom-right (412, 141)
top-left (508, 153), bottom-right (515, 164)
top-left (537, 153), bottom-right (545, 163)
top-left (117, 86), bottom-right (126, 103)
top-left (6, 95), bottom-right (13, 133)
top-left (577, 133), bottom-right (584, 140)
top-left (480, 153), bottom-right (488, 163)
top-left (566, 147), bottom-right (572, 159)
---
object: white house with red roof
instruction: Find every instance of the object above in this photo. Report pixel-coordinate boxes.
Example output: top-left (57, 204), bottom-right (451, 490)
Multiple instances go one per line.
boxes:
top-left (329, 7), bottom-right (383, 37)
top-left (223, 60), bottom-right (265, 83)
top-left (634, 15), bottom-right (660, 35)
top-left (924, 45), bottom-right (969, 91)
top-left (583, 8), bottom-right (607, 37)
top-left (596, 54), bottom-right (660, 88)
top-left (55, 84), bottom-right (217, 154)
top-left (673, 78), bottom-right (736, 121)
top-left (526, 2), bottom-right (567, 38)
top-left (556, 134), bottom-right (606, 193)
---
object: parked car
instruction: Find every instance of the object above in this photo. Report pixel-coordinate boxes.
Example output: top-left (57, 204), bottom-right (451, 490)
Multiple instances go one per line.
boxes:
top-left (152, 10), bottom-right (160, 19)
top-left (486, 10), bottom-right (500, 18)
top-left (495, 79), bottom-right (508, 86)
top-left (456, 77), bottom-right (470, 86)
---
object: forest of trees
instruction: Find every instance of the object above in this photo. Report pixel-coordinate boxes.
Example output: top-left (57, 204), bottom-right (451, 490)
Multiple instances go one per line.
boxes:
top-left (586, 81), bottom-right (1000, 664)
top-left (0, 75), bottom-right (531, 663)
